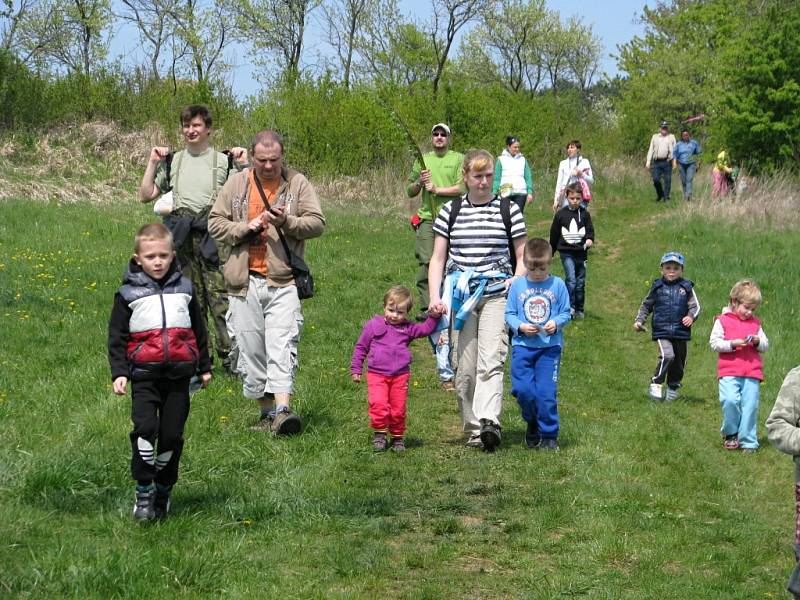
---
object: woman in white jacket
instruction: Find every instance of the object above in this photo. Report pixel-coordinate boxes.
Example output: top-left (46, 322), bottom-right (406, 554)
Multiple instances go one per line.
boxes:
top-left (492, 136), bottom-right (534, 213)
top-left (553, 139), bottom-right (594, 211)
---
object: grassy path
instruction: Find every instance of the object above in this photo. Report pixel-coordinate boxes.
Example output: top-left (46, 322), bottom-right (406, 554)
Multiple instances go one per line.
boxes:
top-left (1, 171), bottom-right (799, 598)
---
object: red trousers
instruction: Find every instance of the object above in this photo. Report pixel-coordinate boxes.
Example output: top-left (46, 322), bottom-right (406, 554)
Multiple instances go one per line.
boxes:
top-left (366, 372), bottom-right (410, 437)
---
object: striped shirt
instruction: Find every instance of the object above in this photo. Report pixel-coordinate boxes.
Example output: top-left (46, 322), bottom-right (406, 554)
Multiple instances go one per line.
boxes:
top-left (433, 196), bottom-right (527, 278)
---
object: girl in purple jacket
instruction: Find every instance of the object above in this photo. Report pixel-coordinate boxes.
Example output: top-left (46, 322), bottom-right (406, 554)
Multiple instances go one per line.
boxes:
top-left (351, 285), bottom-right (443, 452)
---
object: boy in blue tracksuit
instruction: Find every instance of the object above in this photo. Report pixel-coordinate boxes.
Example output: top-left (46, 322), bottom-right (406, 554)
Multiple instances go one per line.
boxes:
top-left (633, 251), bottom-right (701, 401)
top-left (505, 238), bottom-right (573, 450)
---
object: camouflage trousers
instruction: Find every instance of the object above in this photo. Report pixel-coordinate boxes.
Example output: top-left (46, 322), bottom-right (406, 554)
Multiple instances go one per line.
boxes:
top-left (175, 230), bottom-right (232, 368)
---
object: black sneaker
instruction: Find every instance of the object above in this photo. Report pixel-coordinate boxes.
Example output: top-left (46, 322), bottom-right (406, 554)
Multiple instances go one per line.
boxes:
top-left (538, 438), bottom-right (560, 452)
top-left (153, 486), bottom-right (172, 520)
top-left (479, 419), bottom-right (501, 452)
top-left (271, 407), bottom-right (302, 435)
top-left (133, 487), bottom-right (156, 522)
top-left (524, 421), bottom-right (541, 449)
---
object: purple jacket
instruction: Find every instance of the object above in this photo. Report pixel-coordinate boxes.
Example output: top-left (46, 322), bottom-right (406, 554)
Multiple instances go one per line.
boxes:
top-left (351, 315), bottom-right (439, 376)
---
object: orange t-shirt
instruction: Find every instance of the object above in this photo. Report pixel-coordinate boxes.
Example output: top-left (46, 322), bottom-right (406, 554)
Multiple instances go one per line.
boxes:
top-left (247, 172), bottom-right (279, 275)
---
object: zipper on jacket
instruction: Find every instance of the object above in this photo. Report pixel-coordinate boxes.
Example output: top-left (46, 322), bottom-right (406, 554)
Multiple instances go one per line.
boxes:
top-left (159, 290), bottom-right (169, 364)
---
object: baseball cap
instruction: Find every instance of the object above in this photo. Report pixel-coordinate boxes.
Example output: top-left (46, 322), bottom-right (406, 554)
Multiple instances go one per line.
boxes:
top-left (431, 123), bottom-right (451, 136)
top-left (660, 251), bottom-right (684, 266)
top-left (660, 120), bottom-right (669, 128)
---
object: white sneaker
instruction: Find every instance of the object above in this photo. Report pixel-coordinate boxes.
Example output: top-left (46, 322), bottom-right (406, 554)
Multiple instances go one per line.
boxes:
top-left (665, 388), bottom-right (679, 402)
top-left (648, 383), bottom-right (663, 401)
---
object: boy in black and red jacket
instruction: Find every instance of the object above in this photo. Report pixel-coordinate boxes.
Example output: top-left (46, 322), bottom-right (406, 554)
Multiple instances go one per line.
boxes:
top-left (108, 223), bottom-right (212, 522)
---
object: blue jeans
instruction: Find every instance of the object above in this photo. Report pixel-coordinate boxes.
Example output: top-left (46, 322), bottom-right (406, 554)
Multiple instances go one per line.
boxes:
top-left (560, 253), bottom-right (586, 312)
top-left (651, 159), bottom-right (672, 200)
top-left (719, 376), bottom-right (761, 449)
top-left (678, 162), bottom-right (697, 199)
top-left (510, 345), bottom-right (561, 438)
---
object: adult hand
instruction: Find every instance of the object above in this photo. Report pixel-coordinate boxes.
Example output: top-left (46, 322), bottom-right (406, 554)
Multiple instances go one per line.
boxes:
top-left (420, 169), bottom-right (434, 192)
top-left (526, 194), bottom-right (534, 204)
top-left (263, 205), bottom-right (287, 227)
top-left (428, 300), bottom-right (447, 316)
top-left (200, 372), bottom-right (213, 388)
top-left (112, 376), bottom-right (128, 395)
top-left (149, 146), bottom-right (169, 163)
top-left (519, 323), bottom-right (538, 336)
top-left (543, 320), bottom-right (557, 335)
top-left (428, 305), bottom-right (445, 318)
top-left (247, 214), bottom-right (264, 232)
top-left (230, 146), bottom-right (248, 165)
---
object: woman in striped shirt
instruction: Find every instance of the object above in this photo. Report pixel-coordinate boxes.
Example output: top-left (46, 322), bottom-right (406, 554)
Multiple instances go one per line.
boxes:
top-left (428, 150), bottom-right (528, 451)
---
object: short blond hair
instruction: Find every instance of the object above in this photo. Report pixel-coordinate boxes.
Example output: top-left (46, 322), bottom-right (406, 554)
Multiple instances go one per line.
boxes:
top-left (730, 278), bottom-right (762, 307)
top-left (384, 285), bottom-right (413, 310)
top-left (134, 223), bottom-right (173, 253)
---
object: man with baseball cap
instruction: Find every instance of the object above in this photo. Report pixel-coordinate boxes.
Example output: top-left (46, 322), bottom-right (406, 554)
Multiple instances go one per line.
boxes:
top-left (645, 120), bottom-right (677, 202)
top-left (406, 123), bottom-right (464, 389)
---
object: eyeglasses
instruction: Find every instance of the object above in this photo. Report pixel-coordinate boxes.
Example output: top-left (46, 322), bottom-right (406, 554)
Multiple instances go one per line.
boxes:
top-left (432, 132), bottom-right (449, 138)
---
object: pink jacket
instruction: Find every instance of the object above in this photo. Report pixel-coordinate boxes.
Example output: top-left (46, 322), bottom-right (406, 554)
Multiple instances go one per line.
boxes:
top-left (351, 315), bottom-right (438, 376)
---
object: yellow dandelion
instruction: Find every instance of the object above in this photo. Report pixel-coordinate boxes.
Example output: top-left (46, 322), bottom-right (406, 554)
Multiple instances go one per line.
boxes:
top-left (219, 415), bottom-right (229, 423)
top-left (241, 519), bottom-right (253, 526)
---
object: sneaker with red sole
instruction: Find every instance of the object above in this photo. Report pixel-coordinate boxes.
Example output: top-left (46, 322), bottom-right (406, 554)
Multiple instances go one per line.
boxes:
top-left (723, 434), bottom-right (739, 450)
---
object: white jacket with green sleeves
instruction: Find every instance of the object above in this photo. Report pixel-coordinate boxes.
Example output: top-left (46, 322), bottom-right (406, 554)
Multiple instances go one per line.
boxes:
top-left (766, 366), bottom-right (800, 482)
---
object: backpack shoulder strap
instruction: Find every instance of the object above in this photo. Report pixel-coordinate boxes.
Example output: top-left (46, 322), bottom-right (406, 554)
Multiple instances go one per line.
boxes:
top-left (447, 196), bottom-right (462, 234)
top-left (164, 152), bottom-right (174, 191)
top-left (500, 197), bottom-right (517, 272)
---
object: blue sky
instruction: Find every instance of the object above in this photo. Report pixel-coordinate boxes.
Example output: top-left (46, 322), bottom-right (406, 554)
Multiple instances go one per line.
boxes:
top-left (111, 0), bottom-right (649, 96)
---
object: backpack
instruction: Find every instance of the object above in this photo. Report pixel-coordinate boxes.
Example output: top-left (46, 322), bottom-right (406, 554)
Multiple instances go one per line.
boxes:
top-left (447, 196), bottom-right (518, 272)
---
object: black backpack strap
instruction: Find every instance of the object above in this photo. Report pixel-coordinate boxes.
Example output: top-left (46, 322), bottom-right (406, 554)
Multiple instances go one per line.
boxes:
top-left (500, 197), bottom-right (516, 273)
top-left (164, 152), bottom-right (174, 191)
top-left (447, 196), bottom-right (462, 234)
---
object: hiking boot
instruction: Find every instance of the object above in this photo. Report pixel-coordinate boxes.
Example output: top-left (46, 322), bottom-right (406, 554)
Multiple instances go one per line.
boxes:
top-left (538, 438), bottom-right (560, 452)
top-left (441, 380), bottom-right (455, 392)
top-left (373, 431), bottom-right (388, 452)
top-left (574, 311), bottom-right (585, 320)
top-left (479, 419), bottom-right (501, 452)
top-left (464, 433), bottom-right (483, 449)
top-left (133, 487), bottom-right (156, 522)
top-left (524, 421), bottom-right (541, 449)
top-left (665, 387), bottom-right (679, 402)
top-left (648, 383), bottom-right (664, 401)
top-left (153, 485), bottom-right (172, 520)
top-left (723, 434), bottom-right (739, 450)
top-left (271, 407), bottom-right (302, 436)
top-left (390, 437), bottom-right (406, 453)
top-left (249, 414), bottom-right (274, 432)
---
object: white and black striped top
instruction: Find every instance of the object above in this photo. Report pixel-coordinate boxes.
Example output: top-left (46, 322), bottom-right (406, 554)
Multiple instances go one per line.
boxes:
top-left (433, 195), bottom-right (527, 276)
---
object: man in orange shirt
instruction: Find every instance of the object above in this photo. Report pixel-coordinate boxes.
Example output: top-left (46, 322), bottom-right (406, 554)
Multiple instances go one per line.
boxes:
top-left (209, 131), bottom-right (325, 434)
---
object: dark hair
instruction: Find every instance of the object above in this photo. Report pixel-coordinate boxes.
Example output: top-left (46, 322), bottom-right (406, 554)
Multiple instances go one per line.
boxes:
top-left (250, 130), bottom-right (285, 154)
top-left (680, 128), bottom-right (689, 134)
top-left (180, 105), bottom-right (212, 128)
top-left (523, 238), bottom-right (552, 267)
top-left (565, 182), bottom-right (583, 197)
top-left (505, 136), bottom-right (519, 146)
top-left (567, 139), bottom-right (581, 150)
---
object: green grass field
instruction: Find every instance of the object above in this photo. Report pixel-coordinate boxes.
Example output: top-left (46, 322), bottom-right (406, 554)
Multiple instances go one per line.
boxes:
top-left (1, 169), bottom-right (799, 599)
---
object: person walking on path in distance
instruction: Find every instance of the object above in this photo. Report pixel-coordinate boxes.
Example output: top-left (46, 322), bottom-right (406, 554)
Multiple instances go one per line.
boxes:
top-left (493, 135), bottom-right (534, 214)
top-left (553, 139), bottom-right (594, 211)
top-left (674, 128), bottom-right (702, 201)
top-left (645, 121), bottom-right (677, 202)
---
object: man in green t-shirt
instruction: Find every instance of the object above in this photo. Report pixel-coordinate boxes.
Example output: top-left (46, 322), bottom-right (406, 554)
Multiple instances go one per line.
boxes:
top-left (138, 105), bottom-right (247, 374)
top-left (406, 123), bottom-right (464, 317)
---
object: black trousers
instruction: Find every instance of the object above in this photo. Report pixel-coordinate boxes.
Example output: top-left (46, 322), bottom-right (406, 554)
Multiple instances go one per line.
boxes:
top-left (651, 339), bottom-right (687, 389)
top-left (130, 377), bottom-right (191, 486)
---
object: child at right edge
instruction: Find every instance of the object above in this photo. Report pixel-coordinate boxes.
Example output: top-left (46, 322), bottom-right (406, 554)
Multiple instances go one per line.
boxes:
top-left (766, 367), bottom-right (800, 599)
top-left (710, 279), bottom-right (768, 452)
top-left (505, 238), bottom-right (572, 451)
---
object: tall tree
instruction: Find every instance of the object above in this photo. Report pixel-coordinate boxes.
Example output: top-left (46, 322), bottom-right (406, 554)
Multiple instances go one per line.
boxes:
top-left (563, 17), bottom-right (602, 94)
top-left (117, 0), bottom-right (180, 80)
top-left (169, 0), bottom-right (233, 86)
top-left (230, 0), bottom-right (321, 83)
top-left (320, 0), bottom-right (371, 89)
top-left (428, 0), bottom-right (492, 96)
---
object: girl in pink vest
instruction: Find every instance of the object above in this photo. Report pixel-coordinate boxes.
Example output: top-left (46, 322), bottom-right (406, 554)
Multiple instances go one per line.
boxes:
top-left (709, 279), bottom-right (769, 452)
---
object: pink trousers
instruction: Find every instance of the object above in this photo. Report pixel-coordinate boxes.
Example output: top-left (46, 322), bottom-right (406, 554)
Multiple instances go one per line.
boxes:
top-left (366, 372), bottom-right (410, 437)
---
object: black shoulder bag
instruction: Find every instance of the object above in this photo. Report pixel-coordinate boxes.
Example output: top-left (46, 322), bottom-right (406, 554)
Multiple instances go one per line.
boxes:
top-left (252, 174), bottom-right (315, 300)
